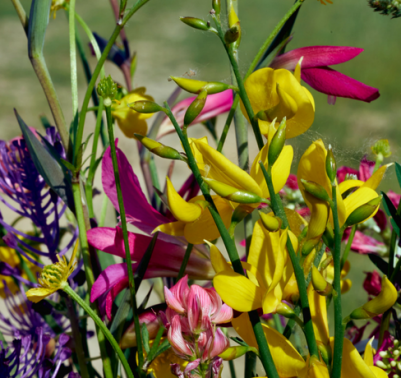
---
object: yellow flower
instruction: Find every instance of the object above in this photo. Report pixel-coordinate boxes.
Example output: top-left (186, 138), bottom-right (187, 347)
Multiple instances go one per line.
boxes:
top-left (111, 87), bottom-right (155, 138)
top-left (364, 338), bottom-right (388, 378)
top-left (26, 242), bottom-right (78, 303)
top-left (242, 67), bottom-right (315, 139)
top-left (153, 178), bottom-right (233, 244)
top-left (212, 219), bottom-right (297, 314)
top-left (50, 0), bottom-right (69, 17)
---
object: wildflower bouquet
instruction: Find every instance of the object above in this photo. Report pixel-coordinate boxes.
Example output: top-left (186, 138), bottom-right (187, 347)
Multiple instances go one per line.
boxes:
top-left (2, 0), bottom-right (401, 377)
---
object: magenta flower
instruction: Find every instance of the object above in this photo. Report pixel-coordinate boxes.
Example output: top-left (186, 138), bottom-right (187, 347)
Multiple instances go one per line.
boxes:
top-left (363, 271), bottom-right (382, 297)
top-left (343, 228), bottom-right (386, 255)
top-left (270, 46), bottom-right (380, 103)
top-left (157, 90), bottom-right (233, 139)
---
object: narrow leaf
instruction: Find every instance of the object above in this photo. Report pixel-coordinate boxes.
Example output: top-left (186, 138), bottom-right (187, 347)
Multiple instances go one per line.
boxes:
top-left (28, 0), bottom-right (52, 57)
top-left (141, 323), bottom-right (150, 354)
top-left (395, 163), bottom-right (401, 189)
top-left (110, 289), bottom-right (131, 336)
top-left (134, 232), bottom-right (159, 289)
top-left (382, 192), bottom-right (401, 231)
top-left (152, 338), bottom-right (170, 360)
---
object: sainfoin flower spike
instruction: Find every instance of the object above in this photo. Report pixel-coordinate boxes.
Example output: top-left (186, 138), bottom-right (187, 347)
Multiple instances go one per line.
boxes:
top-left (26, 241), bottom-right (79, 303)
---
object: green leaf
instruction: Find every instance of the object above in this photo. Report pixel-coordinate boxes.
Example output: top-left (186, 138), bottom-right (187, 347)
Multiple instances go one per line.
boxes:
top-left (110, 289), bottom-right (131, 338)
top-left (141, 323), bottom-right (150, 355)
top-left (40, 115), bottom-right (52, 129)
top-left (15, 110), bottom-right (75, 212)
top-left (146, 326), bottom-right (165, 362)
top-left (28, 0), bottom-right (52, 58)
top-left (151, 338), bottom-right (170, 360)
top-left (134, 232), bottom-right (159, 289)
top-left (60, 158), bottom-right (77, 173)
top-left (395, 163), bottom-right (401, 189)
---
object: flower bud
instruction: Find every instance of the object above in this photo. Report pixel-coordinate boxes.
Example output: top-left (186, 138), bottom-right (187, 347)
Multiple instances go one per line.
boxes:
top-left (227, 4), bottom-right (241, 49)
top-left (184, 90), bottom-right (207, 126)
top-left (203, 178), bottom-right (265, 204)
top-left (219, 345), bottom-right (257, 361)
top-left (212, 0), bottom-right (221, 15)
top-left (129, 100), bottom-right (163, 113)
top-left (301, 179), bottom-right (330, 202)
top-left (97, 75), bottom-right (118, 107)
top-left (301, 239), bottom-right (317, 256)
top-left (276, 302), bottom-right (297, 319)
top-left (224, 24), bottom-right (240, 45)
top-left (325, 145), bottom-right (337, 185)
top-left (259, 212), bottom-right (281, 232)
top-left (135, 134), bottom-right (184, 161)
top-left (170, 77), bottom-right (230, 95)
top-left (268, 118), bottom-right (286, 167)
top-left (345, 196), bottom-right (382, 227)
top-left (311, 266), bottom-right (333, 296)
top-left (371, 139), bottom-right (392, 163)
top-left (180, 17), bottom-right (210, 31)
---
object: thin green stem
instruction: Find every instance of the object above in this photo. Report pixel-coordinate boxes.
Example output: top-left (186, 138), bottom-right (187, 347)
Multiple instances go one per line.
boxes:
top-left (11, 0), bottom-right (28, 34)
top-left (217, 95), bottom-right (239, 152)
top-left (63, 285), bottom-right (135, 378)
top-left (272, 314), bottom-right (284, 333)
top-left (244, 351), bottom-right (257, 378)
top-left (259, 163), bottom-right (319, 357)
top-left (164, 103), bottom-right (279, 378)
top-left (389, 199), bottom-right (401, 278)
top-left (74, 0), bottom-right (150, 166)
top-left (105, 106), bottom-right (145, 376)
top-left (69, 0), bottom-right (78, 126)
top-left (330, 186), bottom-right (344, 378)
top-left (177, 244), bottom-right (194, 281)
top-left (99, 194), bottom-right (109, 227)
top-left (341, 225), bottom-right (356, 270)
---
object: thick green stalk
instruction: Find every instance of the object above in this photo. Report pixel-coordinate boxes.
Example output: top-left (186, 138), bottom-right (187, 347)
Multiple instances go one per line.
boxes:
top-left (105, 106), bottom-right (145, 376)
top-left (74, 0), bottom-right (150, 166)
top-left (330, 185), bottom-right (344, 378)
top-left (165, 103), bottom-right (280, 378)
top-left (63, 285), bottom-right (135, 378)
top-left (69, 0), bottom-right (78, 125)
top-left (177, 243), bottom-right (194, 281)
top-left (260, 163), bottom-right (319, 358)
top-left (11, 0), bottom-right (29, 34)
top-left (72, 181), bottom-right (113, 378)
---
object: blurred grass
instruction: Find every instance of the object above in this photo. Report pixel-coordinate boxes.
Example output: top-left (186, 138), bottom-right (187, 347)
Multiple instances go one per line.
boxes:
top-left (0, 0), bottom-right (399, 350)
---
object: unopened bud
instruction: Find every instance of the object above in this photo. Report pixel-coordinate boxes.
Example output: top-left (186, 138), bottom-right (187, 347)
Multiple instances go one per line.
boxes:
top-left (97, 75), bottom-right (118, 106)
top-left (379, 351), bottom-right (389, 358)
top-left (301, 179), bottom-right (330, 202)
top-left (130, 101), bottom-right (163, 113)
top-left (376, 360), bottom-right (388, 370)
top-left (170, 77), bottom-right (230, 94)
top-left (203, 178), bottom-right (265, 204)
top-left (268, 118), bottom-right (286, 168)
top-left (219, 345), bottom-right (257, 361)
top-left (320, 256), bottom-right (333, 270)
top-left (276, 303), bottom-right (297, 319)
top-left (371, 139), bottom-right (391, 158)
top-left (345, 196), bottom-right (382, 226)
top-left (184, 90), bottom-right (207, 126)
top-left (323, 225), bottom-right (334, 249)
top-left (180, 17), bottom-right (210, 31)
top-left (259, 212), bottom-right (281, 232)
top-left (228, 4), bottom-right (241, 49)
top-left (135, 134), bottom-right (184, 161)
top-left (224, 24), bottom-right (240, 44)
top-left (212, 0), bottom-right (221, 15)
top-left (256, 110), bottom-right (268, 121)
top-left (311, 266), bottom-right (333, 296)
top-left (302, 239), bottom-right (317, 256)
top-left (326, 145), bottom-right (337, 185)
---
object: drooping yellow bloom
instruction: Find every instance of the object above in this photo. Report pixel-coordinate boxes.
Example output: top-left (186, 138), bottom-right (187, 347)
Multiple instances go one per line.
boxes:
top-left (212, 218), bottom-right (296, 314)
top-left (111, 87), bottom-right (155, 138)
top-left (364, 338), bottom-right (388, 378)
top-left (26, 242), bottom-right (78, 303)
top-left (153, 178), bottom-right (233, 244)
top-left (242, 67), bottom-right (315, 139)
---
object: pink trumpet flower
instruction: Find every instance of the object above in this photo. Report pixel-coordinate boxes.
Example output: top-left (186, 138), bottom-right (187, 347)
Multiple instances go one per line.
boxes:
top-left (157, 90), bottom-right (234, 139)
top-left (270, 46), bottom-right (380, 103)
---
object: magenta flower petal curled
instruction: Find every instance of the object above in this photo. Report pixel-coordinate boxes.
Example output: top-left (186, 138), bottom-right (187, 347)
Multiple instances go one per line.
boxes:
top-left (168, 315), bottom-right (193, 357)
top-left (164, 287), bottom-right (186, 314)
top-left (301, 67), bottom-right (380, 102)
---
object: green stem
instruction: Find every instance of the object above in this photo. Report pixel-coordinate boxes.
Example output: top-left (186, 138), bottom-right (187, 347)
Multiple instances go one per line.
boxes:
top-left (105, 106), bottom-right (145, 376)
top-left (260, 163), bottom-right (319, 357)
top-left (72, 181), bottom-right (114, 378)
top-left (272, 314), bottom-right (284, 333)
top-left (177, 243), bottom-right (194, 281)
top-left (244, 351), bottom-right (257, 378)
top-left (164, 103), bottom-right (279, 378)
top-left (74, 0), bottom-right (150, 166)
top-left (63, 285), bottom-right (135, 378)
top-left (217, 95), bottom-right (239, 152)
top-left (69, 0), bottom-right (78, 126)
top-left (330, 186), bottom-right (344, 378)
top-left (11, 0), bottom-right (28, 34)
top-left (340, 225), bottom-right (356, 270)
top-left (99, 194), bottom-right (109, 227)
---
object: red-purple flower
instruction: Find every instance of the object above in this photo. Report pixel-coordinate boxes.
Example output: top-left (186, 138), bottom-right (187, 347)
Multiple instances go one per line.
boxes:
top-left (270, 46), bottom-right (380, 103)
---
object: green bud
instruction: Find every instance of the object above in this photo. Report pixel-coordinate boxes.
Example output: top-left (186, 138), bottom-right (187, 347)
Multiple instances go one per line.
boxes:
top-left (219, 345), bottom-right (258, 361)
top-left (326, 145), bottom-right (337, 185)
top-left (322, 224), bottom-right (334, 250)
top-left (204, 178), bottom-right (265, 204)
top-left (97, 75), bottom-right (118, 107)
top-left (345, 196), bottom-right (382, 226)
top-left (224, 24), bottom-right (240, 45)
top-left (311, 266), bottom-right (333, 296)
top-left (256, 110), bottom-right (268, 121)
top-left (349, 306), bottom-right (371, 320)
top-left (135, 134), bottom-right (184, 161)
top-left (170, 76), bottom-right (230, 94)
top-left (130, 101), bottom-right (163, 114)
top-left (276, 303), bottom-right (297, 319)
top-left (268, 118), bottom-right (286, 168)
top-left (184, 90), bottom-right (207, 126)
top-left (212, 0), bottom-right (221, 14)
top-left (301, 239), bottom-right (317, 256)
top-left (259, 212), bottom-right (281, 232)
top-left (371, 139), bottom-right (392, 158)
top-left (180, 17), bottom-right (210, 31)
top-left (301, 179), bottom-right (330, 202)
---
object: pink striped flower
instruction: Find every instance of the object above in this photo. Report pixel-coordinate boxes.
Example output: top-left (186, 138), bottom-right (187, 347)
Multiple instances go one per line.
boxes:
top-left (270, 46), bottom-right (380, 103)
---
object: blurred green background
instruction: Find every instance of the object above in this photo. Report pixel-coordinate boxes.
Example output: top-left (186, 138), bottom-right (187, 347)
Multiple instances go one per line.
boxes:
top-left (1, 0), bottom-right (400, 344)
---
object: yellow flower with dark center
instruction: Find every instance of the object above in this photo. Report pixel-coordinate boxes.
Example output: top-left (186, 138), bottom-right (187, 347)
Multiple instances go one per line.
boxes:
top-left (111, 87), bottom-right (155, 138)
top-left (26, 242), bottom-right (78, 303)
top-left (242, 67), bottom-right (315, 139)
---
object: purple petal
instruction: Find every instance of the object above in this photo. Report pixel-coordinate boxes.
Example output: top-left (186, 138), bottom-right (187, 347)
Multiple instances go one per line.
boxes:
top-left (102, 141), bottom-right (168, 234)
top-left (270, 46), bottom-right (364, 70)
top-left (301, 67), bottom-right (380, 102)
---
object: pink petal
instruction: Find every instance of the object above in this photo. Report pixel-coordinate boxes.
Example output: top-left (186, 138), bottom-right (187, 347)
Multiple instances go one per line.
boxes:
top-left (387, 190), bottom-right (401, 209)
top-left (337, 166), bottom-right (359, 183)
top-left (157, 90), bottom-right (233, 139)
top-left (359, 156), bottom-right (375, 181)
top-left (270, 46), bottom-right (363, 70)
top-left (106, 277), bottom-right (129, 320)
top-left (212, 304), bottom-right (233, 324)
top-left (206, 328), bottom-right (229, 359)
top-left (285, 174), bottom-right (299, 190)
top-left (164, 287), bottom-right (186, 314)
top-left (205, 289), bottom-right (222, 318)
top-left (170, 276), bottom-right (190, 309)
top-left (343, 230), bottom-right (386, 255)
top-left (187, 295), bottom-right (200, 333)
top-left (301, 67), bottom-right (380, 103)
top-left (91, 263), bottom-right (127, 302)
top-left (184, 359), bottom-right (200, 373)
top-left (188, 285), bottom-right (212, 332)
top-left (168, 315), bottom-right (193, 356)
top-left (102, 140), bottom-right (168, 234)
top-left (374, 209), bottom-right (387, 231)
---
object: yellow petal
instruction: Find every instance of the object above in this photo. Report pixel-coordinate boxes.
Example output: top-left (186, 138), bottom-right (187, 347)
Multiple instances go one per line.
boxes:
top-left (363, 164), bottom-right (392, 190)
top-left (308, 356), bottom-right (330, 378)
top-left (339, 179), bottom-right (364, 195)
top-left (166, 177), bottom-right (202, 223)
top-left (189, 138), bottom-right (263, 197)
top-left (26, 287), bottom-right (57, 303)
top-left (364, 337), bottom-right (375, 366)
top-left (213, 270), bottom-right (263, 312)
top-left (285, 208), bottom-right (308, 237)
top-left (362, 275), bottom-right (398, 316)
top-left (208, 242), bottom-right (231, 274)
top-left (343, 187), bottom-right (379, 224)
top-left (369, 366), bottom-right (389, 378)
top-left (307, 284), bottom-right (329, 346)
top-left (329, 337), bottom-right (376, 378)
top-left (341, 279), bottom-right (352, 294)
top-left (153, 221), bottom-right (186, 237)
top-left (148, 342), bottom-right (188, 378)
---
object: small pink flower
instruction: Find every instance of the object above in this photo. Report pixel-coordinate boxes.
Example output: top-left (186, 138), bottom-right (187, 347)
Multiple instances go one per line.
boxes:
top-left (363, 271), bottom-right (382, 297)
top-left (168, 315), bottom-right (194, 358)
top-left (343, 229), bottom-right (386, 255)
